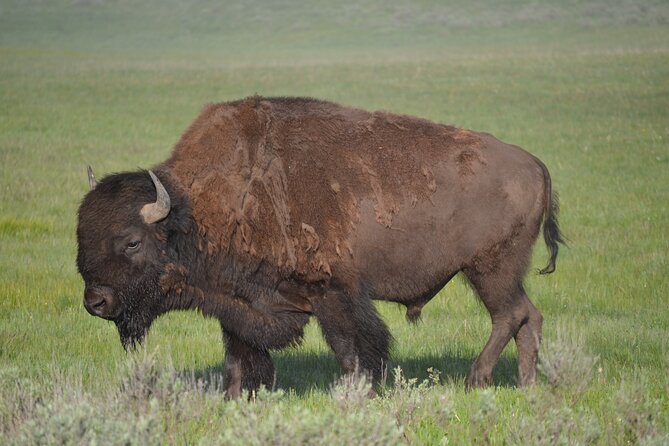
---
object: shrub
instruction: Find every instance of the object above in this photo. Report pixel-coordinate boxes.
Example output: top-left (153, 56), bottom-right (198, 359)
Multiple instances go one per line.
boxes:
top-left (506, 391), bottom-right (601, 446)
top-left (538, 324), bottom-right (599, 396)
top-left (0, 353), bottom-right (405, 445)
top-left (329, 365), bottom-right (374, 411)
top-left (377, 367), bottom-right (454, 443)
top-left (614, 375), bottom-right (669, 445)
top-left (203, 386), bottom-right (404, 445)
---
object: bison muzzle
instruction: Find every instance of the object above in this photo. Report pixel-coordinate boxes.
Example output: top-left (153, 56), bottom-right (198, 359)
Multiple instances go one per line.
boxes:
top-left (76, 96), bottom-right (564, 397)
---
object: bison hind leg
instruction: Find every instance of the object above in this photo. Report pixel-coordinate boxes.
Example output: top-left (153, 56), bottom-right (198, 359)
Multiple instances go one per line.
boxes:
top-left (514, 293), bottom-right (543, 386)
top-left (463, 266), bottom-right (542, 389)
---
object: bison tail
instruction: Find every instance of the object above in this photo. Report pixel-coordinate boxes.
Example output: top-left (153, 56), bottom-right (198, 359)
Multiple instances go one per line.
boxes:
top-left (537, 160), bottom-right (566, 275)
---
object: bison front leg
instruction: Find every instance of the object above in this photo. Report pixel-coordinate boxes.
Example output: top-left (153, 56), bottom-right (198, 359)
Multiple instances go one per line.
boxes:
top-left (221, 328), bottom-right (274, 399)
top-left (312, 291), bottom-right (391, 381)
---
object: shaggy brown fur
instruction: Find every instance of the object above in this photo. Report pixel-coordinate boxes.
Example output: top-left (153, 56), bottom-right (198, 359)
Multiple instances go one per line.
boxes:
top-left (166, 98), bottom-right (479, 282)
top-left (77, 96), bottom-right (564, 398)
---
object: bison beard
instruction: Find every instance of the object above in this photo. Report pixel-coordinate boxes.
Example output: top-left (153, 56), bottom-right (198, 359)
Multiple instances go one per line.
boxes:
top-left (114, 272), bottom-right (164, 350)
top-left (77, 96), bottom-right (564, 398)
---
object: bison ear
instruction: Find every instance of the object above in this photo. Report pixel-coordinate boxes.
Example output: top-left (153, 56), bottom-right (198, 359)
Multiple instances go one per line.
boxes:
top-left (87, 166), bottom-right (97, 191)
top-left (140, 171), bottom-right (171, 224)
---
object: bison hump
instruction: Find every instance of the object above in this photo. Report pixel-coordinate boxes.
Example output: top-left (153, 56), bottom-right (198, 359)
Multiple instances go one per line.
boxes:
top-left (166, 97), bottom-right (481, 283)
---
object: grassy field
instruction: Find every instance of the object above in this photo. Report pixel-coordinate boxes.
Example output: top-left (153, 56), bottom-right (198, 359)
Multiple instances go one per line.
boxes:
top-left (1, 0), bottom-right (668, 443)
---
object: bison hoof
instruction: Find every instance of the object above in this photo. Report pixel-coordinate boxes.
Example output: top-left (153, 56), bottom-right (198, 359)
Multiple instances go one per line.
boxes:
top-left (465, 370), bottom-right (493, 390)
top-left (517, 371), bottom-right (537, 387)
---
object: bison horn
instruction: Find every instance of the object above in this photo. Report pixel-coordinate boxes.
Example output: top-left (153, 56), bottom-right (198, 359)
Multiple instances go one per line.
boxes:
top-left (140, 171), bottom-right (171, 224)
top-left (87, 165), bottom-right (97, 190)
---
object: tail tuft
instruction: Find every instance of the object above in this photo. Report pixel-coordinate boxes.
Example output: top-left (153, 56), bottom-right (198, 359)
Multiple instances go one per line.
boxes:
top-left (537, 161), bottom-right (566, 275)
top-left (539, 192), bottom-right (565, 274)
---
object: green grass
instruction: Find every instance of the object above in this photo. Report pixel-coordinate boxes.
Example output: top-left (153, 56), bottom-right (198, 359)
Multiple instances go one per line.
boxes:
top-left (1, 0), bottom-right (668, 443)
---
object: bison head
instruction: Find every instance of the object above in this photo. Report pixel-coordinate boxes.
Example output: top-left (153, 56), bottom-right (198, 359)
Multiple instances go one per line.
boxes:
top-left (76, 168), bottom-right (175, 349)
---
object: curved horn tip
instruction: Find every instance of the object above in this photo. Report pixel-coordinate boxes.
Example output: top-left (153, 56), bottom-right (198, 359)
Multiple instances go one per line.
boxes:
top-left (141, 170), bottom-right (171, 224)
top-left (87, 165), bottom-right (97, 191)
top-left (148, 170), bottom-right (160, 186)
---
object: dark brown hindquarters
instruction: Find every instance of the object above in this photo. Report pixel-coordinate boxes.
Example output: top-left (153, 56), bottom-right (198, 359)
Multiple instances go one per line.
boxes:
top-left (463, 162), bottom-right (562, 388)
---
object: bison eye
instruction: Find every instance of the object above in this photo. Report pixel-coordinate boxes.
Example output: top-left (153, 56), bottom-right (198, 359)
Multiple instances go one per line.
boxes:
top-left (126, 240), bottom-right (141, 251)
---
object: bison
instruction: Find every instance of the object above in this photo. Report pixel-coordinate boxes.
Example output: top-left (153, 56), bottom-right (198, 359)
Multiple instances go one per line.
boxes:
top-left (77, 96), bottom-right (563, 397)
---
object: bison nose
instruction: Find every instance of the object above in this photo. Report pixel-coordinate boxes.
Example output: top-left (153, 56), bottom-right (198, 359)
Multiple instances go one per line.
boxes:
top-left (84, 285), bottom-right (120, 319)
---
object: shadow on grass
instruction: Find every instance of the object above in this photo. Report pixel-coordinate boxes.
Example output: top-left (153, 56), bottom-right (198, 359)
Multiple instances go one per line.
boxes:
top-left (184, 350), bottom-right (519, 396)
